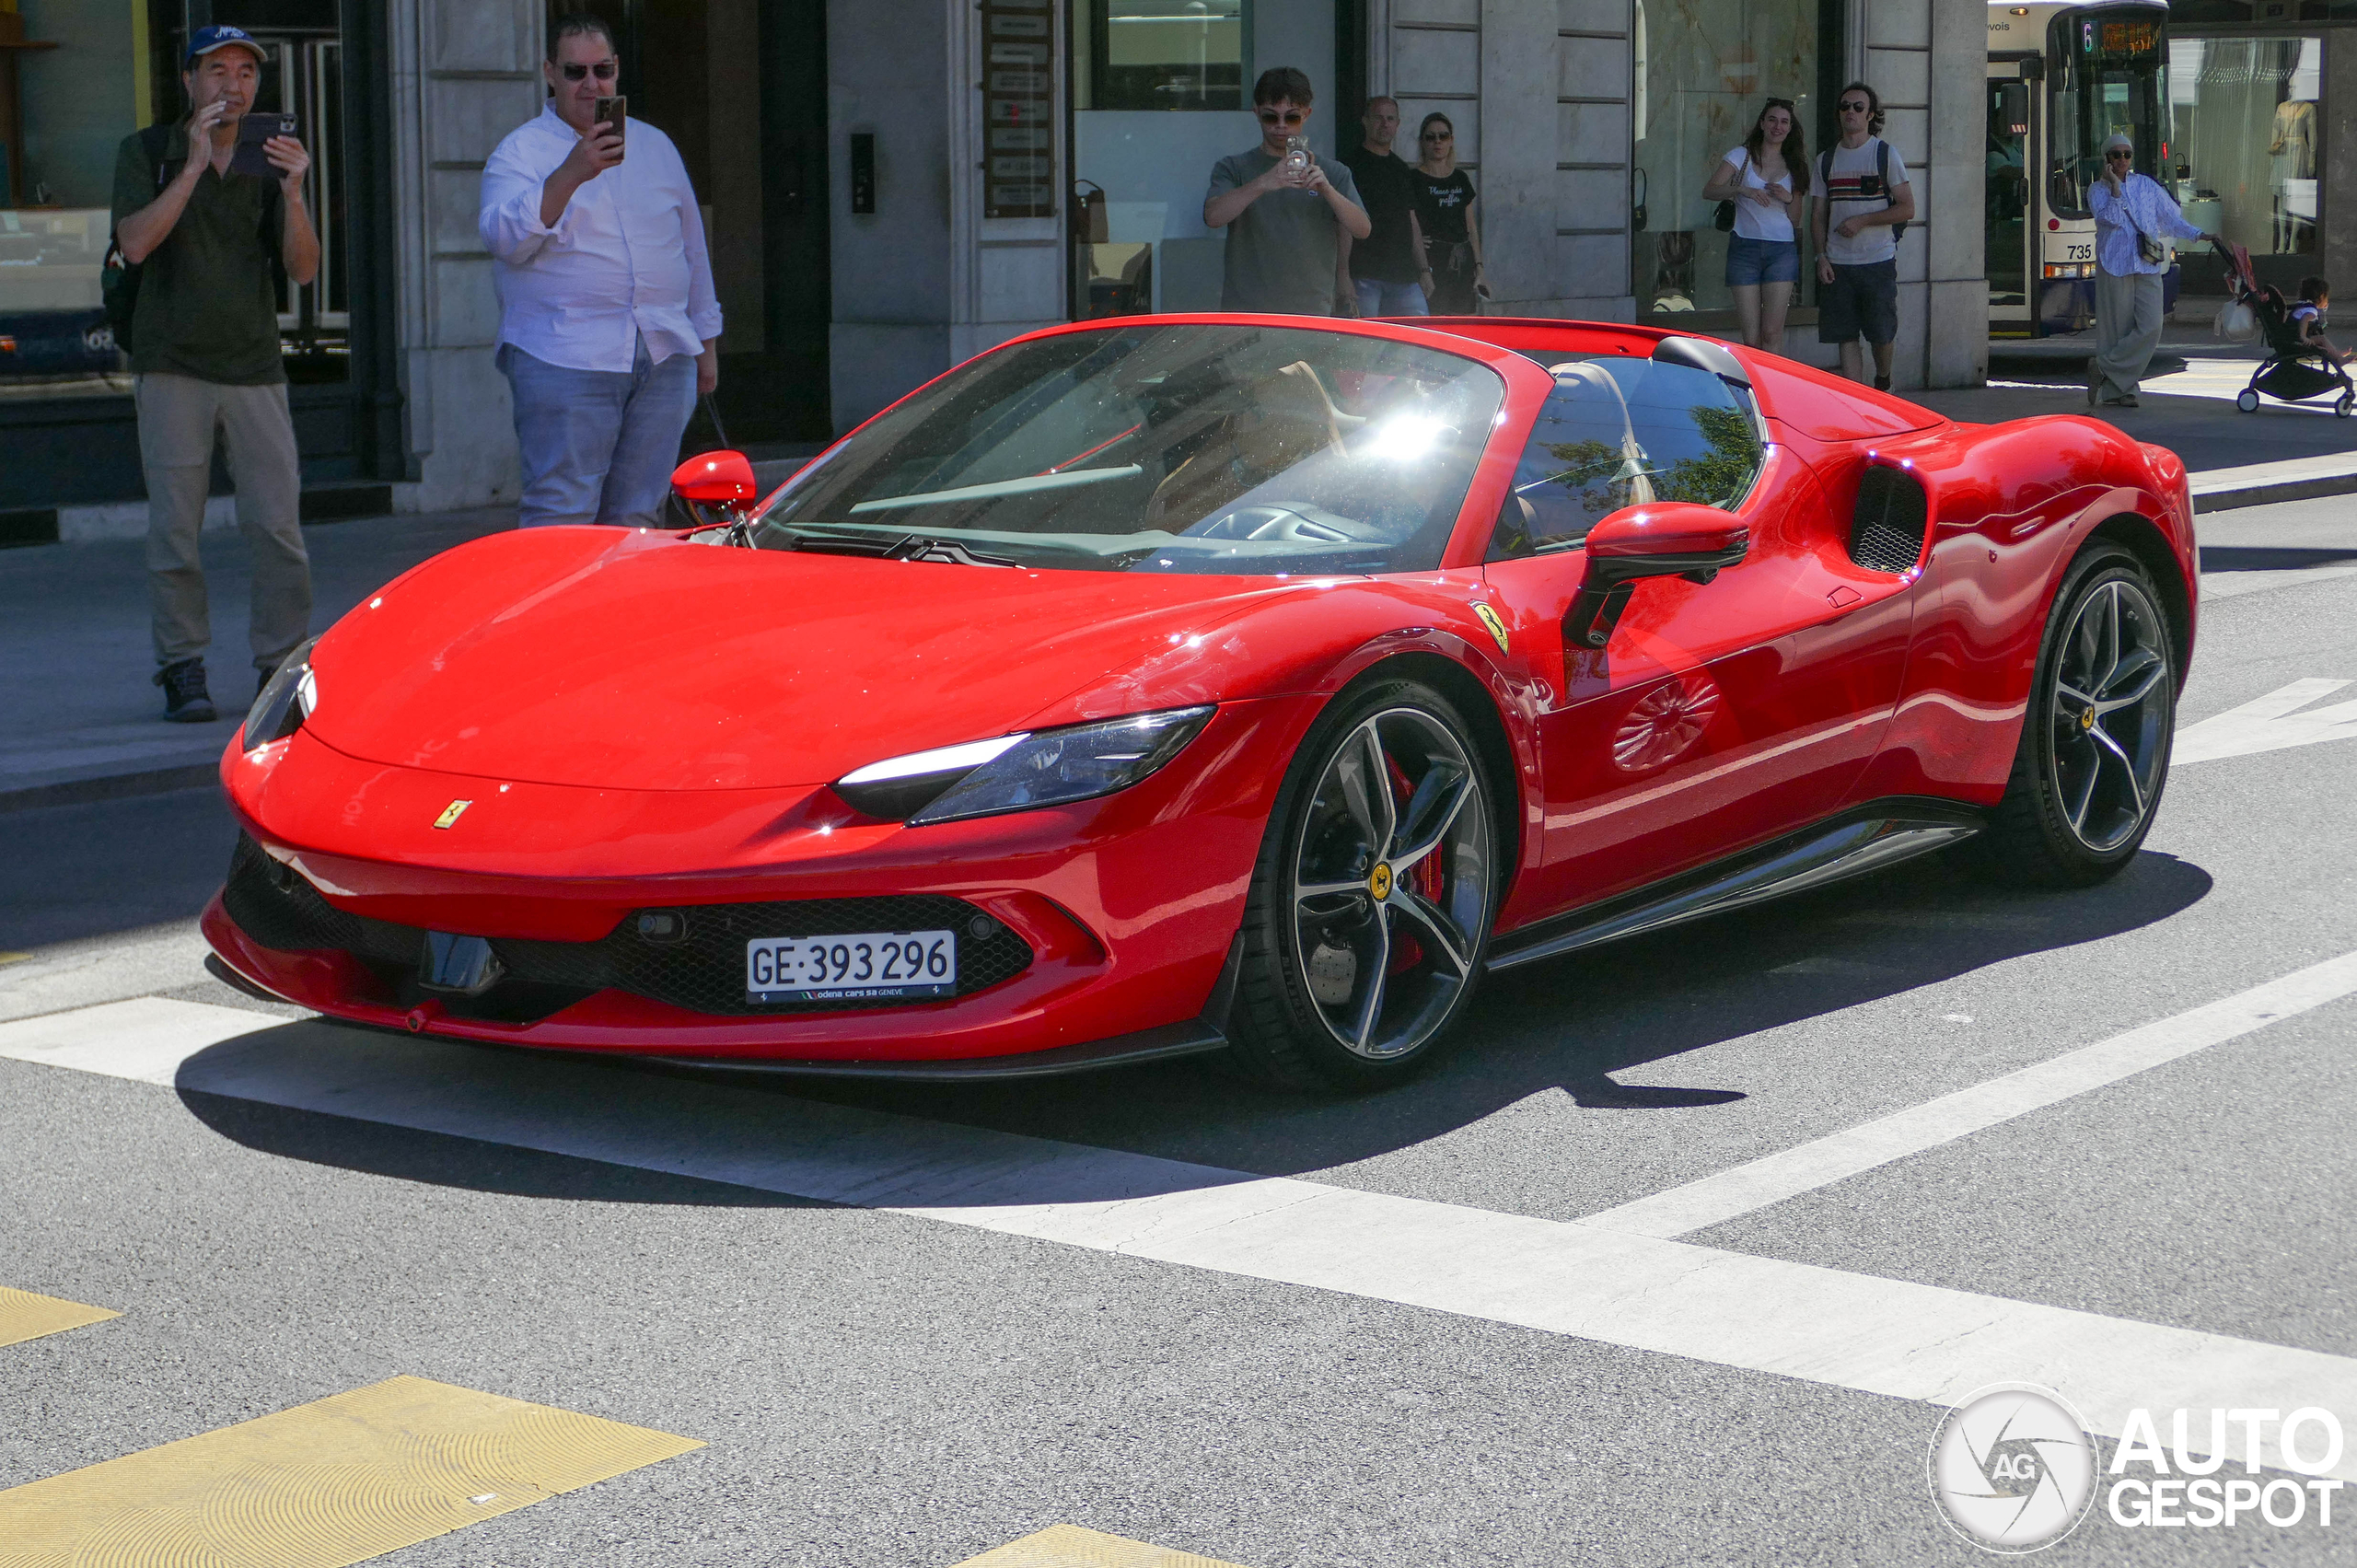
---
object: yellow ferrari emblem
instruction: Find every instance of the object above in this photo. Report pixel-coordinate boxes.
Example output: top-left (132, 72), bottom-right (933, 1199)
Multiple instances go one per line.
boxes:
top-left (433, 800), bottom-right (472, 830)
top-left (1369, 863), bottom-right (1393, 901)
top-left (1473, 603), bottom-right (1510, 656)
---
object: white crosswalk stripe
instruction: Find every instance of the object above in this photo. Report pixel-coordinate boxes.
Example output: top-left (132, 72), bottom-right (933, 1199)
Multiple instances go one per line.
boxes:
top-left (4, 975), bottom-right (2356, 1483)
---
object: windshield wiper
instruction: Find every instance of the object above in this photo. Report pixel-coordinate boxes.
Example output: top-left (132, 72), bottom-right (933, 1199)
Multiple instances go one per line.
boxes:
top-left (783, 527), bottom-right (1019, 567)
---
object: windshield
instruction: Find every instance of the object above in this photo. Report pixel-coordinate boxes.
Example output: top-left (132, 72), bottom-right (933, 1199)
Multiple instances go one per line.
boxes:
top-left (2049, 8), bottom-right (2166, 217)
top-left (743, 324), bottom-right (1507, 575)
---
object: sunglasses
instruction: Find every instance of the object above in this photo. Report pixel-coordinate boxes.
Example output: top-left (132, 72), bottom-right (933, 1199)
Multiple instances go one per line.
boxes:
top-left (1256, 109), bottom-right (1306, 126)
top-left (1839, 100), bottom-right (1871, 113)
top-left (558, 60), bottom-right (619, 81)
top-left (2106, 149), bottom-right (2132, 159)
top-left (1422, 130), bottom-right (1453, 141)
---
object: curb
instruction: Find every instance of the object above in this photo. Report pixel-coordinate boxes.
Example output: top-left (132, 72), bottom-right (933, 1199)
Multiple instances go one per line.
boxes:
top-left (2191, 467), bottom-right (2357, 514)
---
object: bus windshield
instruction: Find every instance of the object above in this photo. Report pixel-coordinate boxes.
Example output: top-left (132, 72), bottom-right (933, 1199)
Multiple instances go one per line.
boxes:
top-left (2048, 8), bottom-right (2166, 217)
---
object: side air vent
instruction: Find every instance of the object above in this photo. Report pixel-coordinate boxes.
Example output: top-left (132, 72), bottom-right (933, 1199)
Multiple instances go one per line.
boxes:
top-left (1850, 465), bottom-right (1928, 574)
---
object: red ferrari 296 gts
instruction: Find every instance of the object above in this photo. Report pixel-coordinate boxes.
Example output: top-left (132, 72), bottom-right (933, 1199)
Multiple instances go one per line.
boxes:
top-left (204, 317), bottom-right (2196, 1089)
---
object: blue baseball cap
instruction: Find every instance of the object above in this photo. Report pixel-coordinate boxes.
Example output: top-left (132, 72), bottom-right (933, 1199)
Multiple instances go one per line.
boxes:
top-left (186, 25), bottom-right (266, 68)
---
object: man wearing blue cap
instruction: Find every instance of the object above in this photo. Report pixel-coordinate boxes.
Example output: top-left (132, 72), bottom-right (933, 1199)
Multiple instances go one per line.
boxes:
top-left (111, 25), bottom-right (319, 723)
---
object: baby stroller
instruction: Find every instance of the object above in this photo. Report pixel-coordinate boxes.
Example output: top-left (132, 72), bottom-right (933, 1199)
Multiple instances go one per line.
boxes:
top-left (2221, 241), bottom-right (2356, 417)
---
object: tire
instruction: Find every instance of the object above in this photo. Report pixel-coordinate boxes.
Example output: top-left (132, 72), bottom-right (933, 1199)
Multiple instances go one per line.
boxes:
top-left (2237, 389), bottom-right (2260, 412)
top-left (1969, 545), bottom-right (2176, 888)
top-left (2337, 391), bottom-right (2353, 419)
top-left (1222, 678), bottom-right (1499, 1092)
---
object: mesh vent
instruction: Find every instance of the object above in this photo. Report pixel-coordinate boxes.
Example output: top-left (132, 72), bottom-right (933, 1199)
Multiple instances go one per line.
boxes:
top-left (222, 834), bottom-right (1034, 1017)
top-left (1850, 465), bottom-right (1927, 574)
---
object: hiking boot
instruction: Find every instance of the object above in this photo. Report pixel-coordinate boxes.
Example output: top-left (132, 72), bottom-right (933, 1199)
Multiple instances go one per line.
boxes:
top-left (155, 657), bottom-right (217, 724)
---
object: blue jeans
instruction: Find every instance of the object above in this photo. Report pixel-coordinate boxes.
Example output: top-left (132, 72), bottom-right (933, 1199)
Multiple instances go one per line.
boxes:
top-left (501, 334), bottom-right (700, 528)
top-left (1354, 278), bottom-right (1430, 318)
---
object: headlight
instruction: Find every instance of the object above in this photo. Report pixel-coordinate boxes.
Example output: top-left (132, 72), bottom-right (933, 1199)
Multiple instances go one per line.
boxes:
top-left (835, 706), bottom-right (1214, 825)
top-left (242, 636), bottom-right (320, 751)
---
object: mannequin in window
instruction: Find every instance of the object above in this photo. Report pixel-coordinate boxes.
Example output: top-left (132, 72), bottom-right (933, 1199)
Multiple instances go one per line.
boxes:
top-left (2270, 97), bottom-right (2316, 251)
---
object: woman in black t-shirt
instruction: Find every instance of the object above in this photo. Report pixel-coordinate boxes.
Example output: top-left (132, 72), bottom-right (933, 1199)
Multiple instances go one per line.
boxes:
top-left (1411, 112), bottom-right (1483, 314)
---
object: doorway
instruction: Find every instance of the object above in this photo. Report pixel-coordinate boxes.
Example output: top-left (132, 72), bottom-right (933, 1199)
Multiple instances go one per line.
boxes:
top-left (552, 0), bottom-right (832, 447)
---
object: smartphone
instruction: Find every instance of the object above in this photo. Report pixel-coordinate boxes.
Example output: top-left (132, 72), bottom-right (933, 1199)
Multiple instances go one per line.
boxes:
top-left (594, 96), bottom-right (627, 154)
top-left (1282, 134), bottom-right (1310, 180)
top-left (228, 112), bottom-right (298, 180)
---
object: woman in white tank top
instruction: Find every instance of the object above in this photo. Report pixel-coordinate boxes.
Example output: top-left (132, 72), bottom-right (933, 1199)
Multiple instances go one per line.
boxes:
top-left (1702, 99), bottom-right (1810, 354)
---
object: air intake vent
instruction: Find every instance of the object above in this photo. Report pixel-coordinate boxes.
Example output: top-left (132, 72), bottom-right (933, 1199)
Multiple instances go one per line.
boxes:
top-left (1850, 465), bottom-right (1928, 574)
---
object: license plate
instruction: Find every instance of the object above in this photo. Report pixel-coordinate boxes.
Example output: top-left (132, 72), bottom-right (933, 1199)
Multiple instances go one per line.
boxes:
top-left (744, 930), bottom-right (956, 1003)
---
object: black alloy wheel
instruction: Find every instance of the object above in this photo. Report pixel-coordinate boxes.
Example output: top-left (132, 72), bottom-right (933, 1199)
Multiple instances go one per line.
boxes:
top-left (1224, 679), bottom-right (1498, 1091)
top-left (1973, 544), bottom-right (2177, 886)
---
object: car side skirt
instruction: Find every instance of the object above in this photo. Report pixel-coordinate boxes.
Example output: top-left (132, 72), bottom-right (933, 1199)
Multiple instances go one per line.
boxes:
top-left (1485, 798), bottom-right (1986, 972)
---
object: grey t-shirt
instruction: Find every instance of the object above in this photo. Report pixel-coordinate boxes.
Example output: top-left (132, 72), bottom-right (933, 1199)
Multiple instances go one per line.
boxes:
top-left (1207, 147), bottom-right (1362, 315)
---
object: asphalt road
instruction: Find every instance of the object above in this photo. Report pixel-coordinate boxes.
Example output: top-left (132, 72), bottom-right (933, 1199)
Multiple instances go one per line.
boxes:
top-left (3, 494), bottom-right (2355, 1566)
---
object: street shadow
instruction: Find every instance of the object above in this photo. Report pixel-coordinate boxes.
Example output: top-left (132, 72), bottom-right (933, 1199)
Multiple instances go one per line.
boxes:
top-left (174, 846), bottom-right (2211, 1206)
top-left (2200, 544), bottom-right (2357, 573)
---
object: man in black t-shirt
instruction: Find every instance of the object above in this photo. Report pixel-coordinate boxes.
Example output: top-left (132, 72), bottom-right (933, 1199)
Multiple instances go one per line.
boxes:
top-left (1338, 96), bottom-right (1427, 318)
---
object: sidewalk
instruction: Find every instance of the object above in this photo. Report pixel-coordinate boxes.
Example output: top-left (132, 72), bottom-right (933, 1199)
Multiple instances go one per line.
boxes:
top-left (2, 392), bottom-right (2350, 814)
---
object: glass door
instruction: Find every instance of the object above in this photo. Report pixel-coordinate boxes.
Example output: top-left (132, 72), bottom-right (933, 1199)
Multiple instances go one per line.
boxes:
top-left (1986, 75), bottom-right (2029, 317)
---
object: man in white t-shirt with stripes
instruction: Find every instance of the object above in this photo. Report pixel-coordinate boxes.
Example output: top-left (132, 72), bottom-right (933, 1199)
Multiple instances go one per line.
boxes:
top-left (1812, 82), bottom-right (1915, 390)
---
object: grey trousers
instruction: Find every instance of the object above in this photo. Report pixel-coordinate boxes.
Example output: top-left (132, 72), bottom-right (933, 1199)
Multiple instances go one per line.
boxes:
top-left (2093, 270), bottom-right (2165, 401)
top-left (134, 373), bottom-right (312, 671)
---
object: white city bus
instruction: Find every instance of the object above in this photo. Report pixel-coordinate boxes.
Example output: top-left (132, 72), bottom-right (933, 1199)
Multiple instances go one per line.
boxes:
top-left (1987, 0), bottom-right (2174, 337)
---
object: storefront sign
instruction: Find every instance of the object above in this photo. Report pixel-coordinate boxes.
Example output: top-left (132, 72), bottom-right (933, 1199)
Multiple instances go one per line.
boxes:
top-left (981, 0), bottom-right (1056, 218)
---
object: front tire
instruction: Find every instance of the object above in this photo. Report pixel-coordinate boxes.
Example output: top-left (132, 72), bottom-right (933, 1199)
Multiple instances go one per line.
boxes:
top-left (2237, 388), bottom-right (2260, 412)
top-left (1971, 545), bottom-right (2176, 887)
top-left (1223, 679), bottom-right (1498, 1091)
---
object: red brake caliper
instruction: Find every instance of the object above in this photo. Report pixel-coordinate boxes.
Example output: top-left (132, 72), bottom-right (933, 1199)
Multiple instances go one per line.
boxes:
top-left (1385, 754), bottom-right (1430, 974)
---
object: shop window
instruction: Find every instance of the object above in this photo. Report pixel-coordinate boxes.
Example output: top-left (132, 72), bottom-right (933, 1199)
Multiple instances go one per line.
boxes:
top-left (1630, 0), bottom-right (1835, 324)
top-left (2169, 35), bottom-right (2319, 261)
top-left (1079, 0), bottom-right (1250, 112)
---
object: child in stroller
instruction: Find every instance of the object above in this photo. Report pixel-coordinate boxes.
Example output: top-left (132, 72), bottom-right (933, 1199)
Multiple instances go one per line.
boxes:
top-left (2227, 248), bottom-right (2357, 416)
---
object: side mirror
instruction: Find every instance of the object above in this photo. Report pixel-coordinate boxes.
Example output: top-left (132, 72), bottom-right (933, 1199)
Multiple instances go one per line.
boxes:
top-left (670, 448), bottom-right (757, 506)
top-left (1563, 504), bottom-right (1749, 649)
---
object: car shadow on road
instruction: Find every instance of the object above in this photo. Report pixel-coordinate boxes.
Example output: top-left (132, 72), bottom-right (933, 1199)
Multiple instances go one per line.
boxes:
top-left (763, 847), bottom-right (2214, 1177)
top-left (172, 848), bottom-right (2211, 1208)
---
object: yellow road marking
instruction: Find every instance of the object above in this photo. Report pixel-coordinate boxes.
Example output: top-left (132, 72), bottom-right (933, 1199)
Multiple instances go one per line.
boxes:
top-left (0, 951), bottom-right (29, 965)
top-left (0, 1287), bottom-right (119, 1349)
top-left (953, 1524), bottom-right (1257, 1568)
top-left (0, 1375), bottom-right (701, 1568)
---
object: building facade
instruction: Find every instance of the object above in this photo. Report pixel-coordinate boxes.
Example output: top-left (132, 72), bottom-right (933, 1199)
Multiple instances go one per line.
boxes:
top-left (0, 1), bottom-right (2340, 528)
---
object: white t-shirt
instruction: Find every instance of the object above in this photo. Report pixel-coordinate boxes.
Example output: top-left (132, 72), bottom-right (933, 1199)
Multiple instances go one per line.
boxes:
top-left (1721, 146), bottom-right (1796, 242)
top-left (1820, 137), bottom-right (1910, 266)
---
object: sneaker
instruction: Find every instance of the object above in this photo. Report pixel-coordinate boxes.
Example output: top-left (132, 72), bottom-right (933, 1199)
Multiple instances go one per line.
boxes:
top-left (1874, 375), bottom-right (1892, 392)
top-left (156, 657), bottom-right (217, 724)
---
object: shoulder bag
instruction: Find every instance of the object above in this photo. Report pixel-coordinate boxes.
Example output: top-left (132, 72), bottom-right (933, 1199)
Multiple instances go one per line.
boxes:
top-left (1713, 151), bottom-right (1746, 233)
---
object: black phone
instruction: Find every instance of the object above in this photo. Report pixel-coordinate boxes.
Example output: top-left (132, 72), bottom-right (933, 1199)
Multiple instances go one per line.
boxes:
top-left (229, 112), bottom-right (298, 180)
top-left (594, 96), bottom-right (627, 151)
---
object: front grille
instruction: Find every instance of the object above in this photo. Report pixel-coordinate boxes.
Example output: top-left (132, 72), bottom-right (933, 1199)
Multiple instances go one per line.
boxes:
top-left (1849, 465), bottom-right (1928, 575)
top-left (222, 834), bottom-right (1034, 1018)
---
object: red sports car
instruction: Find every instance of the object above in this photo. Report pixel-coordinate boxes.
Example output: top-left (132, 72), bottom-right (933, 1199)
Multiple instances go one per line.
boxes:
top-left (204, 317), bottom-right (2195, 1089)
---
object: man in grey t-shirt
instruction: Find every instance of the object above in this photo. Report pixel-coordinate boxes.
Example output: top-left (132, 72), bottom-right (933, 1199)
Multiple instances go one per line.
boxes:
top-left (1204, 66), bottom-right (1370, 315)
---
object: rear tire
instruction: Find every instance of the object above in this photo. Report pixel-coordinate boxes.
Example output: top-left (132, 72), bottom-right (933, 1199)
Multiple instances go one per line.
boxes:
top-left (2337, 390), bottom-right (2353, 419)
top-left (2237, 389), bottom-right (2260, 412)
top-left (1969, 545), bottom-right (2176, 888)
top-left (1222, 678), bottom-right (1498, 1092)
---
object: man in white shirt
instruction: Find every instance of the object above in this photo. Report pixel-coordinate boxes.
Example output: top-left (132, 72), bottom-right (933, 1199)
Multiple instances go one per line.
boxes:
top-left (1811, 82), bottom-right (1914, 390)
top-left (479, 15), bottom-right (721, 527)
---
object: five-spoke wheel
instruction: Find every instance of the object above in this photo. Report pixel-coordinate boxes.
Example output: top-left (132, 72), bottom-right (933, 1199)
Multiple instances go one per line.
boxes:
top-left (1227, 681), bottom-right (1495, 1089)
top-left (1974, 545), bottom-right (2176, 885)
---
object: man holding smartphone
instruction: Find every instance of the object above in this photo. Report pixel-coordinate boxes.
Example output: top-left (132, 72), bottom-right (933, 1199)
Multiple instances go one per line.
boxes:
top-left (1204, 67), bottom-right (1371, 316)
top-left (479, 13), bottom-right (722, 528)
top-left (111, 24), bottom-right (319, 723)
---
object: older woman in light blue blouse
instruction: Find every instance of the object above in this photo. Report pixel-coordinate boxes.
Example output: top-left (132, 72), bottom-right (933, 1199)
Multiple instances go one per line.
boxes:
top-left (2088, 131), bottom-right (2217, 408)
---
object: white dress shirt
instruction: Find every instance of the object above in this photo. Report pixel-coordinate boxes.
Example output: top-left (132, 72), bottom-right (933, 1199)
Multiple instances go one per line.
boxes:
top-left (2088, 172), bottom-right (2204, 278)
top-left (479, 104), bottom-right (722, 372)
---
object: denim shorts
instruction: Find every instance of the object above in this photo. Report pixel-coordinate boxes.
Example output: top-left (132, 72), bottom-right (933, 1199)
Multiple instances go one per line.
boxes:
top-left (1724, 236), bottom-right (1800, 287)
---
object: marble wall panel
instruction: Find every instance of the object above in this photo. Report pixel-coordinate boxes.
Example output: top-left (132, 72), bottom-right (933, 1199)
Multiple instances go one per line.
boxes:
top-left (428, 2), bottom-right (536, 74)
top-left (1928, 277), bottom-right (1989, 385)
top-left (1559, 100), bottom-right (1631, 165)
top-left (1889, 276), bottom-right (1929, 389)
top-left (1560, 37), bottom-right (1629, 100)
top-left (425, 81), bottom-right (540, 168)
top-left (1395, 27), bottom-right (1482, 95)
top-left (978, 246), bottom-right (1063, 323)
top-left (1556, 234), bottom-right (1631, 297)
top-left (428, 256), bottom-right (502, 345)
top-left (1559, 0), bottom-right (1629, 34)
top-left (1556, 169), bottom-right (1630, 227)
top-left (1880, 106), bottom-right (1930, 166)
top-left (428, 168), bottom-right (486, 256)
top-left (1866, 0), bottom-right (1932, 51)
top-left (1398, 0), bottom-right (1480, 26)
top-left (1866, 48), bottom-right (1930, 108)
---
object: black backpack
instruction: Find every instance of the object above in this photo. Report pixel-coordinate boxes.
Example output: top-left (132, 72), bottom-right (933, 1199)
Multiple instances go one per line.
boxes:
top-left (1819, 138), bottom-right (1909, 241)
top-left (101, 124), bottom-right (181, 358)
